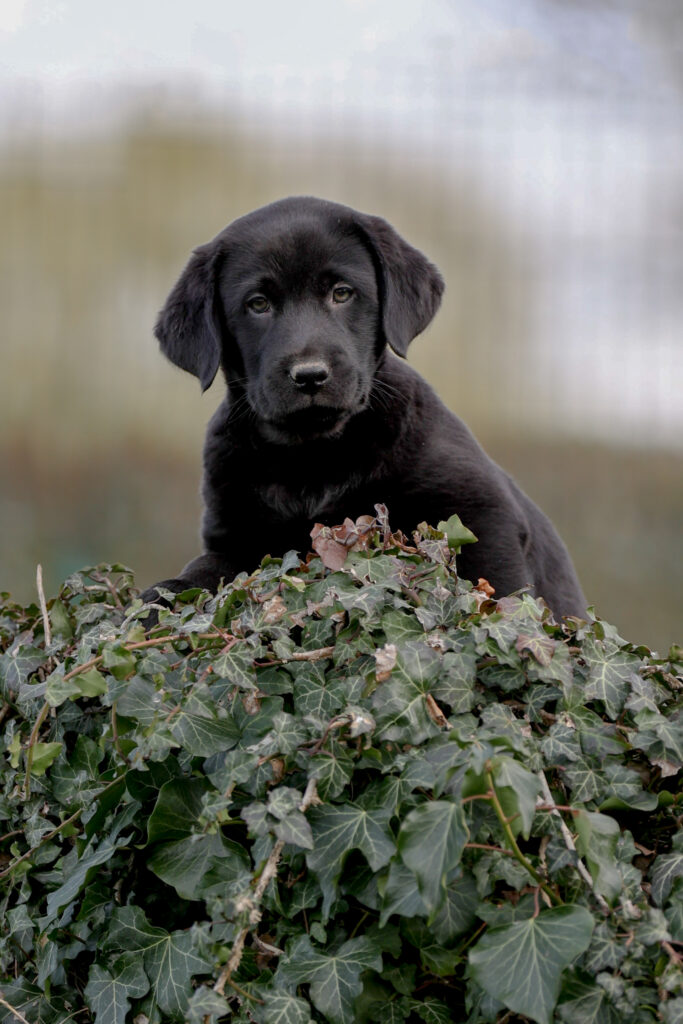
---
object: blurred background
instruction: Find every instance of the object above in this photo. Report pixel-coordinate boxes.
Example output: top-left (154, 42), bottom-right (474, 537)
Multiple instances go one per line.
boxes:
top-left (1, 0), bottom-right (681, 651)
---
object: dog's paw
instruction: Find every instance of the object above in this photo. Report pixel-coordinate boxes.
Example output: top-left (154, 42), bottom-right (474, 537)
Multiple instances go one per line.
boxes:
top-left (136, 579), bottom-right (188, 629)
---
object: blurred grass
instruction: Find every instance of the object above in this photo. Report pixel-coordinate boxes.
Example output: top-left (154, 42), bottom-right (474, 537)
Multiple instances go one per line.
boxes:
top-left (1, 109), bottom-right (680, 652)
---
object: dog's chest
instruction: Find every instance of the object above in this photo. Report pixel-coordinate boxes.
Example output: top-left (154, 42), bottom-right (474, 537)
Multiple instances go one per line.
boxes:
top-left (256, 477), bottom-right (362, 521)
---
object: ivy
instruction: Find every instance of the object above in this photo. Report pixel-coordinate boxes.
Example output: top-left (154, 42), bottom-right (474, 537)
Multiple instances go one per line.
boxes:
top-left (0, 515), bottom-right (681, 1024)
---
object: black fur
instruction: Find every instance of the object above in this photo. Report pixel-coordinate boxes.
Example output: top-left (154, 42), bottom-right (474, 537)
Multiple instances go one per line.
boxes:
top-left (145, 196), bottom-right (586, 619)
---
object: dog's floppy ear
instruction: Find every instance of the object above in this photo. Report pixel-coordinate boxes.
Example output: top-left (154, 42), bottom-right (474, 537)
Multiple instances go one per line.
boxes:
top-left (154, 242), bottom-right (222, 392)
top-left (355, 214), bottom-right (444, 357)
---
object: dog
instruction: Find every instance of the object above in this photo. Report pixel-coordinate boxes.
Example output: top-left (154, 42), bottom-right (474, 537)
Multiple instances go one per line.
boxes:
top-left (143, 196), bottom-right (586, 619)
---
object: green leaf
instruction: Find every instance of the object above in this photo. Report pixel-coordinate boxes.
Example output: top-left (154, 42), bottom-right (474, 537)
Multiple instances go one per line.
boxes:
top-left (277, 934), bottom-right (382, 1024)
top-left (582, 638), bottom-right (640, 719)
top-left (436, 513), bottom-right (478, 551)
top-left (103, 907), bottom-right (211, 1015)
top-left (147, 833), bottom-right (249, 900)
top-left (574, 810), bottom-right (622, 901)
top-left (469, 905), bottom-right (594, 1024)
top-left (409, 998), bottom-right (453, 1024)
top-left (147, 776), bottom-right (213, 843)
top-left (397, 800), bottom-right (469, 914)
top-left (186, 986), bottom-right (231, 1024)
top-left (85, 958), bottom-right (149, 1024)
top-left (379, 860), bottom-right (428, 924)
top-left (262, 991), bottom-right (313, 1024)
top-left (273, 810), bottom-right (314, 850)
top-left (46, 813), bottom-right (137, 920)
top-left (651, 851), bottom-right (683, 906)
top-left (212, 643), bottom-right (258, 691)
top-left (170, 700), bottom-right (240, 756)
top-left (28, 741), bottom-right (62, 775)
top-left (431, 649), bottom-right (476, 713)
top-left (307, 804), bottom-right (395, 917)
top-left (309, 745), bottom-right (354, 800)
top-left (491, 756), bottom-right (542, 839)
top-left (430, 872), bottom-right (479, 943)
top-left (557, 976), bottom-right (621, 1024)
top-left (373, 642), bottom-right (442, 744)
top-left (46, 665), bottom-right (108, 705)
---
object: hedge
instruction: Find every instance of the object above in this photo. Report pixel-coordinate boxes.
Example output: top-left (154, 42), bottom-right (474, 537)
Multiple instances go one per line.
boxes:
top-left (0, 510), bottom-right (681, 1024)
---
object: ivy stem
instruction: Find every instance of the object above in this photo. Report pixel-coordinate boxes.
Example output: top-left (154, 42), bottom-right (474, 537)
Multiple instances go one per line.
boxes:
top-left (24, 700), bottom-right (50, 798)
top-left (214, 779), bottom-right (320, 996)
top-left (485, 769), bottom-right (563, 908)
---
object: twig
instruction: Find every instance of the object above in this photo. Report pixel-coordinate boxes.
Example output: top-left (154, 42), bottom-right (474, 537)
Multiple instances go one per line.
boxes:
top-left (255, 645), bottom-right (335, 667)
top-left (464, 842), bottom-right (516, 857)
top-left (537, 770), bottom-right (610, 914)
top-left (60, 631), bottom-right (232, 683)
top-left (214, 780), bottom-right (320, 996)
top-left (0, 994), bottom-right (32, 1024)
top-left (36, 564), bottom-right (51, 647)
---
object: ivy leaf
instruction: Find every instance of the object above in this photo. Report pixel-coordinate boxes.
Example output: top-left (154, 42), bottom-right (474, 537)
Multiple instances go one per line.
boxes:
top-left (563, 757), bottom-right (603, 804)
top-left (273, 810), bottom-right (314, 850)
top-left (212, 643), bottom-right (258, 691)
top-left (430, 872), bottom-right (479, 944)
top-left (307, 804), bottom-right (395, 917)
top-left (436, 513), bottom-right (478, 551)
top-left (491, 756), bottom-right (542, 839)
top-left (147, 833), bottom-right (249, 900)
top-left (397, 800), bottom-right (469, 915)
top-left (582, 638), bottom-right (641, 719)
top-left (147, 777), bottom-right (213, 843)
top-left (186, 986), bottom-right (231, 1024)
top-left (0, 644), bottom-right (45, 692)
top-left (469, 905), bottom-right (594, 1024)
top-left (409, 998), bottom-right (453, 1024)
top-left (277, 933), bottom-right (382, 1024)
top-left (29, 741), bottom-right (62, 776)
top-left (431, 649), bottom-right (476, 713)
top-left (46, 665), bottom-right (108, 706)
top-left (46, 808), bottom-right (139, 921)
top-left (373, 643), bottom-right (442, 744)
top-left (170, 700), bottom-right (240, 756)
top-left (103, 907), bottom-right (211, 1015)
top-left (262, 991), bottom-right (313, 1024)
top-left (557, 976), bottom-right (621, 1024)
top-left (379, 860), bottom-right (428, 925)
top-left (574, 810), bottom-right (621, 901)
top-left (84, 958), bottom-right (149, 1024)
top-left (650, 850), bottom-right (683, 906)
top-left (309, 745), bottom-right (354, 800)
top-left (516, 633), bottom-right (557, 667)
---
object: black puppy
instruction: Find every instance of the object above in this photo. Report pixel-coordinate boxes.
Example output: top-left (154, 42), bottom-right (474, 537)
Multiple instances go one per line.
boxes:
top-left (145, 196), bottom-right (586, 619)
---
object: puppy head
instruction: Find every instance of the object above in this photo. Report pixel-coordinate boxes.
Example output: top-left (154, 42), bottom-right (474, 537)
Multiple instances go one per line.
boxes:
top-left (154, 198), bottom-right (444, 439)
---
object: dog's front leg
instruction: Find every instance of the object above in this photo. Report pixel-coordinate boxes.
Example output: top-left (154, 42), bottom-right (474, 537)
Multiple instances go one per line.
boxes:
top-left (139, 551), bottom-right (237, 609)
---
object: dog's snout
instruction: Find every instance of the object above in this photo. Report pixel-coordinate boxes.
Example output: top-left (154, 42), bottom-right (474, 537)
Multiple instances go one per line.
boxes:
top-left (289, 361), bottom-right (330, 391)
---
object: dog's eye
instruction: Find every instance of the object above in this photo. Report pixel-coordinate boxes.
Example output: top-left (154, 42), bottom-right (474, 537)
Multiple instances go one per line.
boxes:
top-left (246, 295), bottom-right (270, 314)
top-left (332, 285), bottom-right (353, 304)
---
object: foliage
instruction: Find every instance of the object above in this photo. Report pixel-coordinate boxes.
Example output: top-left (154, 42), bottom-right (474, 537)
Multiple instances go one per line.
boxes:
top-left (0, 509), bottom-right (681, 1024)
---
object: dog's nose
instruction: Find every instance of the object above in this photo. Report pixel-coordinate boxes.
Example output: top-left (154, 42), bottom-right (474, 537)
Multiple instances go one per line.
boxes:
top-left (289, 362), bottom-right (330, 390)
